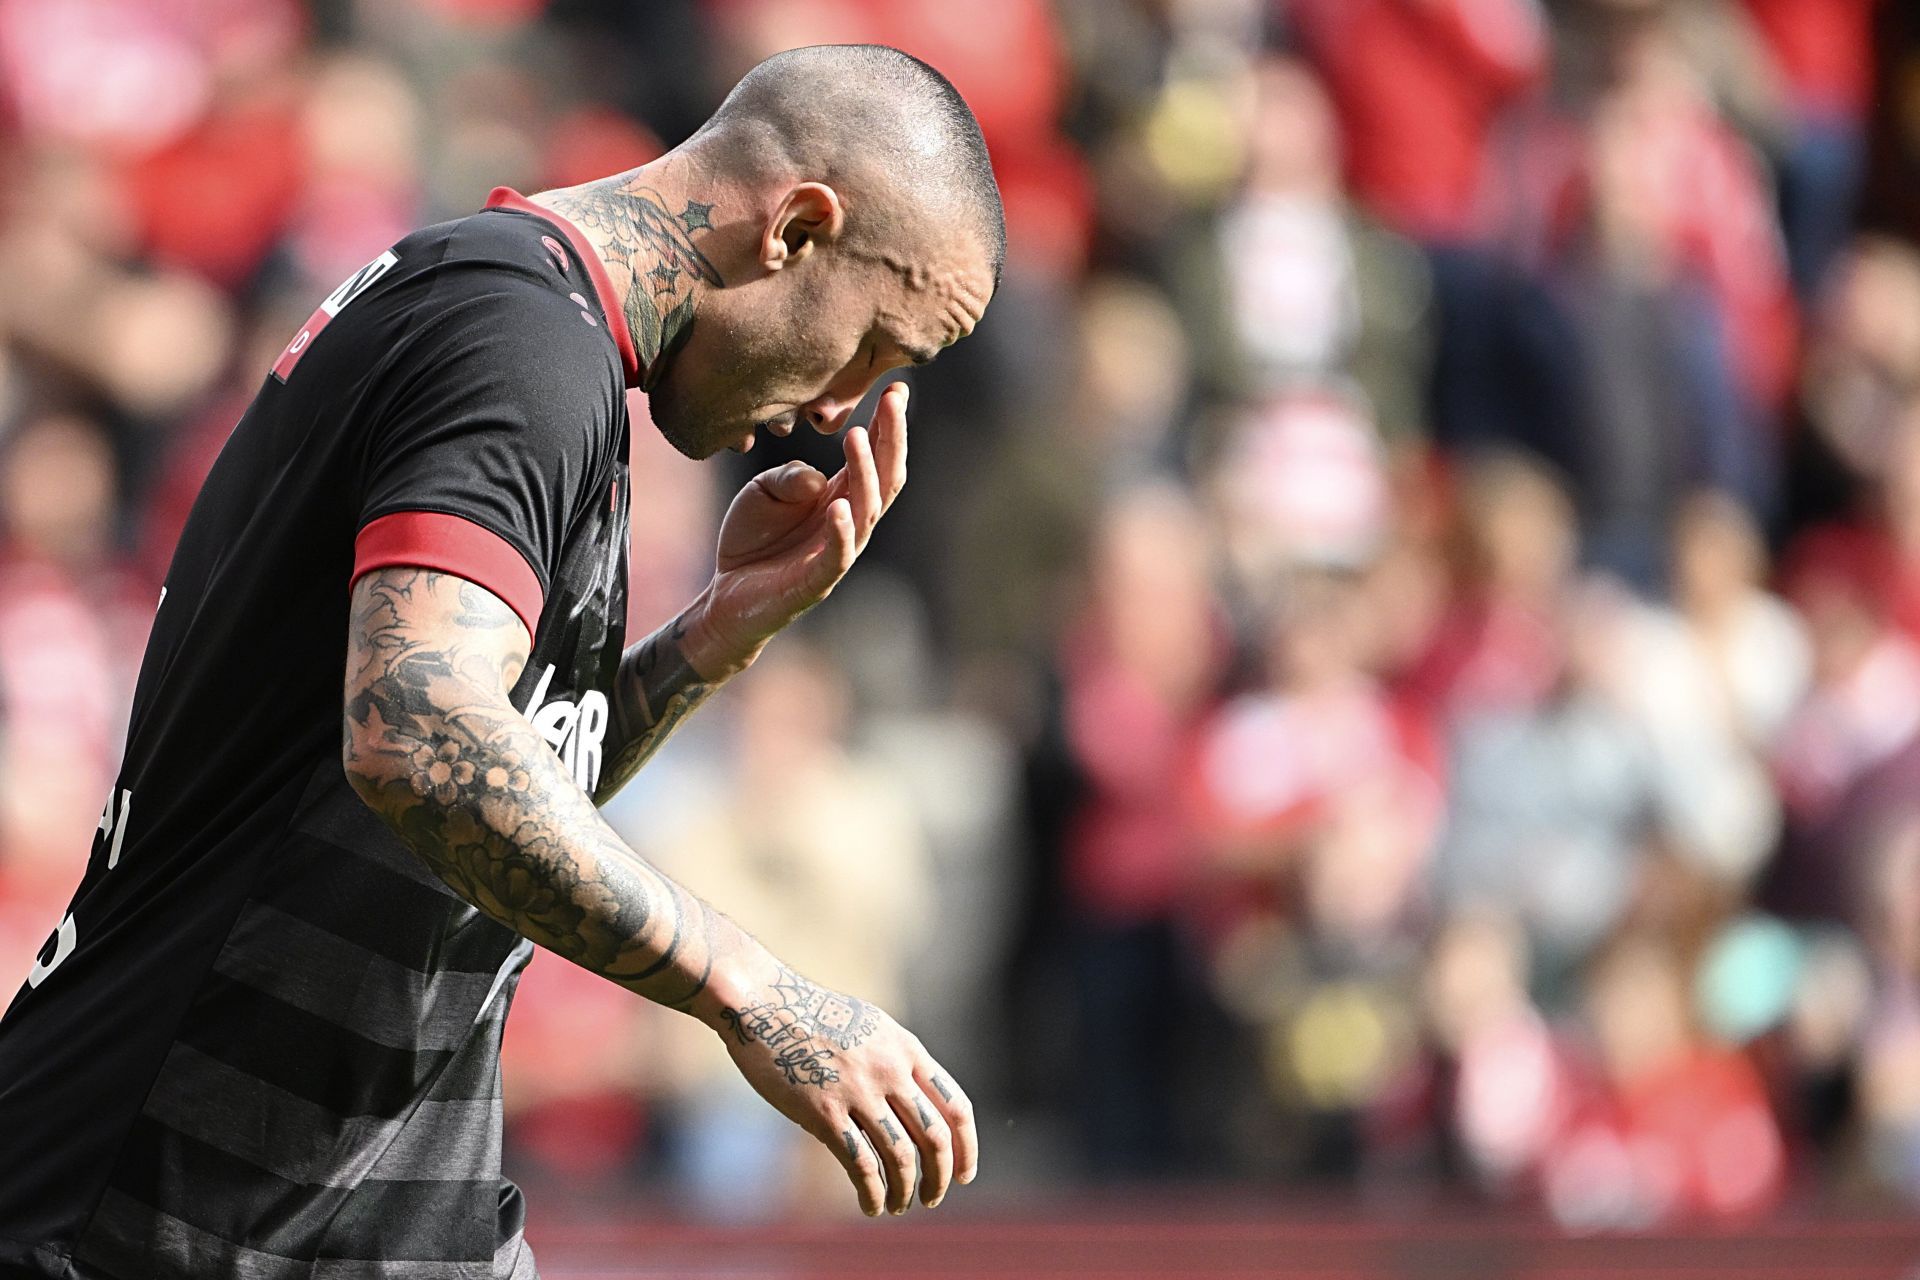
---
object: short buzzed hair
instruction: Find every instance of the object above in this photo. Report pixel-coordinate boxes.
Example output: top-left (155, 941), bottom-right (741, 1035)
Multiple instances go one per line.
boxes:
top-left (695, 44), bottom-right (1006, 288)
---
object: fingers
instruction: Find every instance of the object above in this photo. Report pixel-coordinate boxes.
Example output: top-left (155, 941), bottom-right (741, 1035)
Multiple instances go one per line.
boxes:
top-left (830, 1119), bottom-right (887, 1218)
top-left (860, 1086), bottom-right (954, 1214)
top-left (842, 425), bottom-right (883, 551)
top-left (917, 1060), bottom-right (979, 1187)
top-left (858, 1108), bottom-right (919, 1216)
top-left (804, 498), bottom-right (858, 598)
top-left (892, 1087), bottom-right (955, 1208)
top-left (870, 380), bottom-right (909, 513)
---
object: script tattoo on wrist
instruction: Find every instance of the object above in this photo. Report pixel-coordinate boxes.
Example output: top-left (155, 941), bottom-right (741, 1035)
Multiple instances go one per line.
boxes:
top-left (719, 964), bottom-right (880, 1089)
top-left (547, 178), bottom-right (722, 388)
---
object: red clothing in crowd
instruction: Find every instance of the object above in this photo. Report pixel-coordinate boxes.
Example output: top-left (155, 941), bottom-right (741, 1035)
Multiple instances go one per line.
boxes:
top-left (1286, 0), bottom-right (1547, 243)
top-left (1739, 0), bottom-right (1882, 119)
top-left (1057, 627), bottom-right (1212, 923)
top-left (1190, 680), bottom-right (1442, 846)
top-left (1400, 593), bottom-right (1565, 722)
top-left (1547, 1049), bottom-right (1786, 1223)
top-left (704, 0), bottom-right (1091, 275)
top-left (121, 95), bottom-right (306, 291)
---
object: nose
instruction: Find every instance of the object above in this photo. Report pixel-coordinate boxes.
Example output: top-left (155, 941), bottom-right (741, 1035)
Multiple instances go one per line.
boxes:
top-left (800, 396), bottom-right (858, 435)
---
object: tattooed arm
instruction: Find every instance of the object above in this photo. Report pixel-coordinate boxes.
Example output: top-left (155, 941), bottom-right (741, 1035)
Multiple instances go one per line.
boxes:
top-left (342, 566), bottom-right (977, 1214)
top-left (594, 606), bottom-right (716, 804)
top-left (343, 568), bottom-right (740, 1010)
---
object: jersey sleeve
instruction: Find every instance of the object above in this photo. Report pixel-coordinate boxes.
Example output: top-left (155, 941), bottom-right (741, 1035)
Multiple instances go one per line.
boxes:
top-left (351, 274), bottom-right (619, 640)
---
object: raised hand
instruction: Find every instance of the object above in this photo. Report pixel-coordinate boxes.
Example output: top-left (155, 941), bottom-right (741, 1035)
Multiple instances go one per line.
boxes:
top-left (681, 381), bottom-right (909, 679)
top-left (709, 961), bottom-right (978, 1215)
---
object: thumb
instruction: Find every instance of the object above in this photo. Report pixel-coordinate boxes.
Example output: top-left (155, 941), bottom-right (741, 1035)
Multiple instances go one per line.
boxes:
top-left (760, 461), bottom-right (827, 503)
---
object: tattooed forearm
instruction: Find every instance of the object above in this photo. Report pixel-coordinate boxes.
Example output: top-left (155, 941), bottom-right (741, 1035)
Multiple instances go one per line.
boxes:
top-left (343, 568), bottom-right (749, 1015)
top-left (718, 962), bottom-right (880, 1089)
top-left (545, 176), bottom-right (722, 388)
top-left (595, 608), bottom-right (717, 804)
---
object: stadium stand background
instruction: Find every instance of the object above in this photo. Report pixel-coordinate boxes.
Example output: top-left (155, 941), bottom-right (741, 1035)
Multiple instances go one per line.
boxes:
top-left (5, 0), bottom-right (1920, 1272)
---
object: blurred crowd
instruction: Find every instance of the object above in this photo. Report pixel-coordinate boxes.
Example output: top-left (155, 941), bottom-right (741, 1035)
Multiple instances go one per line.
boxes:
top-left (5, 0), bottom-right (1920, 1233)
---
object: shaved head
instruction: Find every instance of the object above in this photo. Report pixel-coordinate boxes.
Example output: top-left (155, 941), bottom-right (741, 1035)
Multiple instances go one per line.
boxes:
top-left (690, 44), bottom-right (1005, 288)
top-left (542, 43), bottom-right (1000, 458)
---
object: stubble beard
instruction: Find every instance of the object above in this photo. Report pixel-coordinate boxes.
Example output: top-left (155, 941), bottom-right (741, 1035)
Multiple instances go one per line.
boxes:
top-left (645, 381), bottom-right (729, 460)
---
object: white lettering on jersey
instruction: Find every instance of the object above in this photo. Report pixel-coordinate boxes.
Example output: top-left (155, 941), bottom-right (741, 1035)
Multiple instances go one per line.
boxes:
top-left (271, 248), bottom-right (400, 382)
top-left (320, 250), bottom-right (400, 317)
top-left (99, 787), bottom-right (131, 869)
top-left (25, 914), bottom-right (75, 989)
top-left (520, 664), bottom-right (609, 794)
top-left (26, 785), bottom-right (132, 988)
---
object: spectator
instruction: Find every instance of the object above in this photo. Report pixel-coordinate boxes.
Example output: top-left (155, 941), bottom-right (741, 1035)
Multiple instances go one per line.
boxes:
top-left (1544, 934), bottom-right (1786, 1227)
top-left (1198, 54), bottom-right (1434, 442)
top-left (1053, 484), bottom-right (1225, 1175)
top-left (1738, 0), bottom-right (1882, 298)
top-left (1548, 13), bottom-right (1797, 568)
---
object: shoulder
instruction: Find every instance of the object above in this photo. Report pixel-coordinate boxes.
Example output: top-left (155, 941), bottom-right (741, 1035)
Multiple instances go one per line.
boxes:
top-left (390, 221), bottom-right (621, 394)
top-left (390, 209), bottom-right (604, 341)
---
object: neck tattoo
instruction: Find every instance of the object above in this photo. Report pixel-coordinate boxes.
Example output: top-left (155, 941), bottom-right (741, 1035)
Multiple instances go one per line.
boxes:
top-left (550, 182), bottom-right (724, 389)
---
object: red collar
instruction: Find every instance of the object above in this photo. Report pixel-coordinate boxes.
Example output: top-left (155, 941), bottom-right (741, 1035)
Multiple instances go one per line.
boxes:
top-left (485, 186), bottom-right (641, 388)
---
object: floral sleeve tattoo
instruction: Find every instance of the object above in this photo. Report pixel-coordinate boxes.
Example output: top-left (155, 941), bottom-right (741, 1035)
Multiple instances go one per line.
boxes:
top-left (342, 568), bottom-right (739, 1011)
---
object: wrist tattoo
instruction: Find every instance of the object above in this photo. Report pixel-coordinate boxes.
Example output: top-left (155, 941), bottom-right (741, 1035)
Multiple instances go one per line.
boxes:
top-left (598, 609), bottom-right (716, 802)
top-left (719, 963), bottom-right (880, 1089)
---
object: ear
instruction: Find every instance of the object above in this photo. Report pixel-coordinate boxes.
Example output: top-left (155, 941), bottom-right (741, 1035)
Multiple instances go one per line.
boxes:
top-left (759, 182), bottom-right (844, 272)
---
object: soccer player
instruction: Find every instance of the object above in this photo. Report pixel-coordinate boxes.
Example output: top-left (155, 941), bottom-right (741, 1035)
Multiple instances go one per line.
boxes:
top-left (0, 43), bottom-right (999, 1279)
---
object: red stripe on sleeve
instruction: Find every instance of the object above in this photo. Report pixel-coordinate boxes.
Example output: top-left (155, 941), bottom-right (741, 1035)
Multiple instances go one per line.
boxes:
top-left (352, 512), bottom-right (544, 642)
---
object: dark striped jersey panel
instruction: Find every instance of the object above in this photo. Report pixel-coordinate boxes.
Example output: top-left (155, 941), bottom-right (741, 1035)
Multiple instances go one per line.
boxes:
top-left (0, 188), bottom-right (637, 1279)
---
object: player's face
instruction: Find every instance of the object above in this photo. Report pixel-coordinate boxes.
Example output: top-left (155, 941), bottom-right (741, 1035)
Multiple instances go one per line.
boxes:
top-left (647, 231), bottom-right (993, 459)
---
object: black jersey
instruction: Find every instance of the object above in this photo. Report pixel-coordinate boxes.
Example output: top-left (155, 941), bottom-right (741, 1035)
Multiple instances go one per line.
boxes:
top-left (0, 189), bottom-right (639, 1279)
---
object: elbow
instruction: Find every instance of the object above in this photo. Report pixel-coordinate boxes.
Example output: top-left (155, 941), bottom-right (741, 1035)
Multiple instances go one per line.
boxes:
top-left (341, 709), bottom-right (447, 820)
top-left (341, 716), bottom-right (388, 813)
top-left (342, 709), bottom-right (479, 821)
